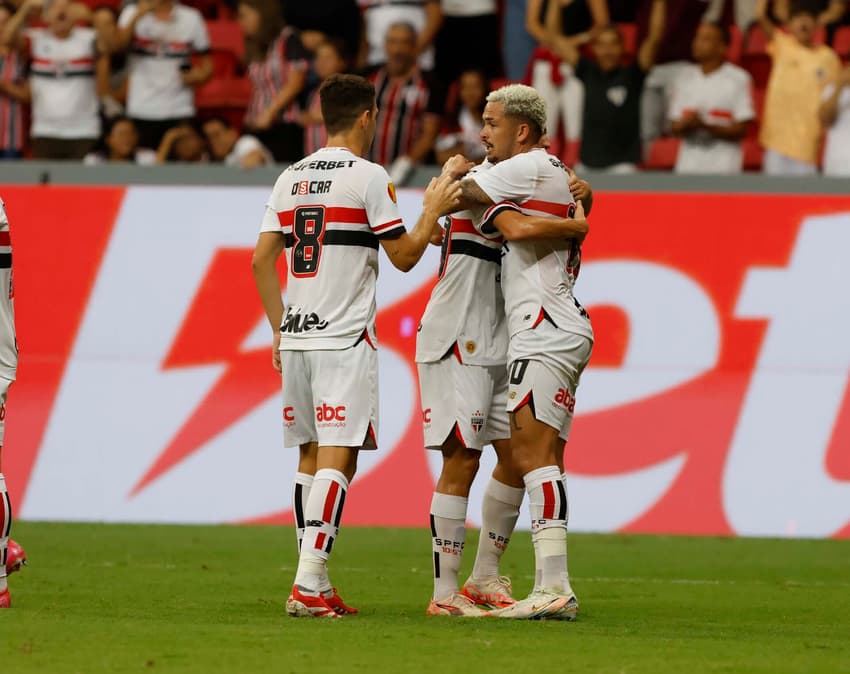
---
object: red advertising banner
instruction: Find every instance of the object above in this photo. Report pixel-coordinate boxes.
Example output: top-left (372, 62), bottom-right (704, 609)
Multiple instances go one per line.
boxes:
top-left (2, 185), bottom-right (849, 537)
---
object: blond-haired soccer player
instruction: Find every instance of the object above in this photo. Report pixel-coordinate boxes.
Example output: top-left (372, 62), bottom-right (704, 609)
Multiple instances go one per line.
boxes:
top-left (444, 84), bottom-right (594, 620)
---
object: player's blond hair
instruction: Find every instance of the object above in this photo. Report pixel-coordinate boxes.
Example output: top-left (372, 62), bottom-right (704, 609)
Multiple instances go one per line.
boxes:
top-left (486, 84), bottom-right (547, 139)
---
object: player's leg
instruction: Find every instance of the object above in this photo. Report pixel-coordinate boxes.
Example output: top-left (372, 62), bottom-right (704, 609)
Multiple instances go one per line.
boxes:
top-left (464, 366), bottom-right (524, 608)
top-left (0, 378), bottom-right (25, 609)
top-left (282, 353), bottom-right (318, 555)
top-left (288, 342), bottom-right (376, 618)
top-left (292, 443), bottom-right (317, 552)
top-left (419, 357), bottom-right (490, 617)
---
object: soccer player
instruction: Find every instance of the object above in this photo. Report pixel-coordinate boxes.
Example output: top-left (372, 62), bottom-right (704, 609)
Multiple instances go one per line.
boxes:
top-left (444, 84), bottom-right (594, 620)
top-left (252, 74), bottom-right (460, 619)
top-left (419, 162), bottom-right (592, 617)
top-left (0, 197), bottom-right (27, 609)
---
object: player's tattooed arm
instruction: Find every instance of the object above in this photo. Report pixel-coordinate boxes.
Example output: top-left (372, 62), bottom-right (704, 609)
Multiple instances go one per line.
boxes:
top-left (494, 201), bottom-right (589, 243)
top-left (455, 178), bottom-right (495, 212)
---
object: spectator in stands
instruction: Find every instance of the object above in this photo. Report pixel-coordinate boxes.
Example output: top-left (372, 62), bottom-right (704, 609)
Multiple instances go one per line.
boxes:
top-left (504, 0), bottom-right (536, 81)
top-left (819, 63), bottom-right (850, 175)
top-left (670, 22), bottom-right (754, 173)
top-left (83, 116), bottom-right (157, 164)
top-left (756, 0), bottom-right (841, 174)
top-left (92, 5), bottom-right (127, 119)
top-left (434, 68), bottom-right (488, 164)
top-left (528, 0), bottom-right (610, 145)
top-left (156, 121), bottom-right (208, 162)
top-left (1, 0), bottom-right (104, 159)
top-left (113, 0), bottom-right (212, 150)
top-left (640, 0), bottom-right (716, 144)
top-left (239, 0), bottom-right (308, 162)
top-left (368, 22), bottom-right (442, 183)
top-left (282, 0), bottom-right (361, 57)
top-left (202, 115), bottom-right (273, 168)
top-left (435, 0), bottom-right (501, 84)
top-left (300, 39), bottom-right (349, 156)
top-left (0, 1), bottom-right (28, 159)
top-left (552, 0), bottom-right (666, 172)
top-left (772, 0), bottom-right (848, 41)
top-left (359, 0), bottom-right (442, 71)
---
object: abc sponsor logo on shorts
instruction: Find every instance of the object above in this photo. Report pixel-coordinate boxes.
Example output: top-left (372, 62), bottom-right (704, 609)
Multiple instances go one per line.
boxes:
top-left (553, 388), bottom-right (576, 413)
top-left (316, 403), bottom-right (346, 428)
top-left (422, 408), bottom-right (432, 425)
top-left (283, 406), bottom-right (296, 429)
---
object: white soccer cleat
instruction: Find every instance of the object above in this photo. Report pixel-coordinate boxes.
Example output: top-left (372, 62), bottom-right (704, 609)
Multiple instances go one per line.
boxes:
top-left (461, 575), bottom-right (516, 608)
top-left (426, 592), bottom-right (492, 617)
top-left (492, 589), bottom-right (578, 621)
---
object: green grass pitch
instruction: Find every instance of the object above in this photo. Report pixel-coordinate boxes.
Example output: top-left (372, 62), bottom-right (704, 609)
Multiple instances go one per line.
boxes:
top-left (2, 522), bottom-right (849, 673)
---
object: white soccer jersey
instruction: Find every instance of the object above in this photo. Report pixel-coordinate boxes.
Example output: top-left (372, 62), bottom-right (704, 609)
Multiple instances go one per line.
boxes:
top-left (0, 198), bottom-right (17, 382)
top-left (27, 27), bottom-right (100, 139)
top-left (670, 63), bottom-right (754, 175)
top-left (416, 161), bottom-right (507, 366)
top-left (472, 148), bottom-right (593, 342)
top-left (260, 146), bottom-right (405, 350)
top-left (119, 3), bottom-right (209, 120)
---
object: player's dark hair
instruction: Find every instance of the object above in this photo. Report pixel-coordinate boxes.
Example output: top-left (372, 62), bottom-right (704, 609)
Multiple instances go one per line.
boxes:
top-left (705, 21), bottom-right (731, 46)
top-left (320, 74), bottom-right (376, 135)
top-left (789, 0), bottom-right (819, 19)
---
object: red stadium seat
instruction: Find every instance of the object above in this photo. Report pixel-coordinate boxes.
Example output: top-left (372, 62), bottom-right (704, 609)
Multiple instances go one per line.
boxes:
top-left (728, 24), bottom-right (743, 64)
top-left (748, 86), bottom-right (766, 138)
top-left (645, 137), bottom-right (680, 170)
top-left (742, 138), bottom-right (764, 171)
top-left (183, 0), bottom-right (223, 20)
top-left (618, 22), bottom-right (637, 57)
top-left (745, 24), bottom-right (769, 55)
top-left (206, 20), bottom-right (244, 62)
top-left (834, 26), bottom-right (850, 61)
top-left (741, 53), bottom-right (772, 88)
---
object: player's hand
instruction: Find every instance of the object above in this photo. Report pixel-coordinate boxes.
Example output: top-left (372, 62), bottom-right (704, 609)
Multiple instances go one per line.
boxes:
top-left (571, 200), bottom-right (589, 243)
top-left (441, 154), bottom-right (474, 180)
top-left (272, 331), bottom-right (281, 372)
top-left (429, 220), bottom-right (445, 246)
top-left (423, 173), bottom-right (462, 218)
top-left (567, 168), bottom-right (591, 204)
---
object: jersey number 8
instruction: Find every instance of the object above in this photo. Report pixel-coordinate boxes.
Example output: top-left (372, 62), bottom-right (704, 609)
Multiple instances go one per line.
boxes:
top-left (292, 206), bottom-right (326, 277)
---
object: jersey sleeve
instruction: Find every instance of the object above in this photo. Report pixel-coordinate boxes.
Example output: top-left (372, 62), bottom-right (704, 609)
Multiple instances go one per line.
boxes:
top-left (364, 167), bottom-right (405, 239)
top-left (478, 201), bottom-right (521, 235)
top-left (471, 153), bottom-right (537, 206)
top-left (118, 5), bottom-right (136, 28)
top-left (191, 12), bottom-right (210, 54)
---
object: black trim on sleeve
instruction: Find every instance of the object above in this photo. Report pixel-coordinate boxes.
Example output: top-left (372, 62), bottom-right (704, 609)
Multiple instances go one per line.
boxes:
top-left (481, 202), bottom-right (521, 234)
top-left (376, 226), bottom-right (405, 241)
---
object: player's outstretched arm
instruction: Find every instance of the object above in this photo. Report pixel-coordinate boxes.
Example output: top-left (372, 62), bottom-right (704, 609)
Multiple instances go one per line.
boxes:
top-left (251, 231), bottom-right (286, 371)
top-left (494, 201), bottom-right (589, 242)
top-left (380, 174), bottom-right (460, 272)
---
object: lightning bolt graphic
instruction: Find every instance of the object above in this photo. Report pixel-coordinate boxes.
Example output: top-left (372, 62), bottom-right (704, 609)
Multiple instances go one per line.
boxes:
top-left (130, 248), bottom-right (285, 496)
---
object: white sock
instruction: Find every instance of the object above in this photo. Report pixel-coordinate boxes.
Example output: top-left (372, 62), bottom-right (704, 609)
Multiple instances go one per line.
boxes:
top-left (292, 472), bottom-right (313, 552)
top-left (561, 472), bottom-right (573, 594)
top-left (472, 479), bottom-right (524, 580)
top-left (524, 465), bottom-right (569, 594)
top-left (294, 469), bottom-right (348, 593)
top-left (0, 474), bottom-right (10, 593)
top-left (430, 492), bottom-right (468, 601)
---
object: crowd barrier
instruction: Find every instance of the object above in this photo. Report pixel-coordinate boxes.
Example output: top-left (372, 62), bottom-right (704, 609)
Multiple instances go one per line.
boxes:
top-left (1, 173), bottom-right (849, 537)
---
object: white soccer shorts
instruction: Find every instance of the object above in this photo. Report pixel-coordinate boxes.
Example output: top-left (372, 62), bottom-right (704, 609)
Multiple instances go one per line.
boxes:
top-left (0, 376), bottom-right (10, 447)
top-left (418, 356), bottom-right (509, 451)
top-left (281, 339), bottom-right (379, 449)
top-left (506, 322), bottom-right (592, 441)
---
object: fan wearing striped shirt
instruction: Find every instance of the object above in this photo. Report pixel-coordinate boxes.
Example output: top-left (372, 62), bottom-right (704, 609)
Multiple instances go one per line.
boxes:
top-left (1, 0), bottom-right (106, 159)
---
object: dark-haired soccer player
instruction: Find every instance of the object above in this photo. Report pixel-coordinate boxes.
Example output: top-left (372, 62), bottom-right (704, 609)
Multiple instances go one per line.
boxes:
top-left (252, 74), bottom-right (460, 618)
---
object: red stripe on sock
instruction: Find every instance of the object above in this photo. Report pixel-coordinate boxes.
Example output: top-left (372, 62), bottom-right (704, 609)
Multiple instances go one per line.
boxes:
top-left (542, 481), bottom-right (556, 520)
top-left (323, 480), bottom-right (340, 523)
top-left (315, 532), bottom-right (327, 550)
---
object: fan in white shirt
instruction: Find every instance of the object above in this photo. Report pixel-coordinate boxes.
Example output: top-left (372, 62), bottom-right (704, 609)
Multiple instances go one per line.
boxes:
top-left (669, 22), bottom-right (754, 174)
top-left (819, 65), bottom-right (850, 177)
top-left (202, 116), bottom-right (273, 169)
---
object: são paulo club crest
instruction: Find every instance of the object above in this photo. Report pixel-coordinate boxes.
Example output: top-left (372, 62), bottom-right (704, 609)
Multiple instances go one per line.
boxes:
top-left (471, 411), bottom-right (485, 434)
